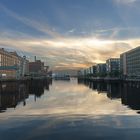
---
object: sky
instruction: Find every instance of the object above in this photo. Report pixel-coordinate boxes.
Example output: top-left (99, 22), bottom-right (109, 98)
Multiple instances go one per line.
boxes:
top-left (0, 0), bottom-right (140, 71)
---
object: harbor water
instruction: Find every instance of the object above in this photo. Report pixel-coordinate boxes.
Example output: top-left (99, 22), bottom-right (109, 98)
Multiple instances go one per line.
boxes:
top-left (0, 78), bottom-right (140, 140)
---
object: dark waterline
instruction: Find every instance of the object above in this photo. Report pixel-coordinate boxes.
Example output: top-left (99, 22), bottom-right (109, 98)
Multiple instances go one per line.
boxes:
top-left (0, 78), bottom-right (140, 140)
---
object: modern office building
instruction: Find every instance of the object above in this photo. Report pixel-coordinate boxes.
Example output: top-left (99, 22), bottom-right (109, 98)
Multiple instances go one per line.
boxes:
top-left (96, 63), bottom-right (106, 76)
top-left (120, 53), bottom-right (127, 76)
top-left (77, 69), bottom-right (85, 77)
top-left (106, 58), bottom-right (120, 76)
top-left (84, 68), bottom-right (90, 76)
top-left (120, 46), bottom-right (140, 77)
top-left (92, 65), bottom-right (97, 76)
top-left (78, 66), bottom-right (97, 77)
top-left (89, 67), bottom-right (93, 75)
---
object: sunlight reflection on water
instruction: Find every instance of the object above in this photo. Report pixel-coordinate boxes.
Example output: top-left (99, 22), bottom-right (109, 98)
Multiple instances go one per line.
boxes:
top-left (0, 79), bottom-right (140, 140)
top-left (0, 78), bottom-right (138, 118)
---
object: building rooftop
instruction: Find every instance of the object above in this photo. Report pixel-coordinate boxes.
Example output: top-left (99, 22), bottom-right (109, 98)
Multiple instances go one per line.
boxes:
top-left (121, 46), bottom-right (140, 55)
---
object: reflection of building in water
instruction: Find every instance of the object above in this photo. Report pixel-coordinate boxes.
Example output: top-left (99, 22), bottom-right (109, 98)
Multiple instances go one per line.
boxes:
top-left (29, 80), bottom-right (44, 98)
top-left (96, 82), bottom-right (107, 93)
top-left (78, 79), bottom-right (140, 112)
top-left (0, 80), bottom-right (51, 113)
top-left (0, 82), bottom-right (29, 112)
top-left (78, 79), bottom-right (107, 93)
top-left (107, 83), bottom-right (121, 99)
top-left (92, 83), bottom-right (97, 90)
top-left (121, 83), bottom-right (140, 110)
top-left (44, 80), bottom-right (50, 90)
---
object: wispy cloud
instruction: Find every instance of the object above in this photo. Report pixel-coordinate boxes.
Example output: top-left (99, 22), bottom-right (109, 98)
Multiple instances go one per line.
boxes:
top-left (0, 3), bottom-right (63, 38)
top-left (0, 30), bottom-right (137, 70)
top-left (0, 3), bottom-right (139, 70)
top-left (114, 0), bottom-right (137, 5)
top-left (67, 29), bottom-right (75, 33)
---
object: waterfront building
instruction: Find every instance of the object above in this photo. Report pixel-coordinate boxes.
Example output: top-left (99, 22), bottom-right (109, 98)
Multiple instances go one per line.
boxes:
top-left (120, 46), bottom-right (140, 78)
top-left (0, 48), bottom-right (29, 79)
top-left (92, 65), bottom-right (97, 76)
top-left (77, 69), bottom-right (85, 77)
top-left (87, 68), bottom-right (91, 75)
top-left (9, 52), bottom-right (29, 79)
top-left (89, 67), bottom-right (93, 75)
top-left (96, 63), bottom-right (106, 76)
top-left (78, 66), bottom-right (97, 77)
top-left (84, 69), bottom-right (87, 76)
top-left (29, 59), bottom-right (47, 76)
top-left (0, 49), bottom-right (20, 79)
top-left (106, 58), bottom-right (120, 77)
top-left (20, 56), bottom-right (29, 77)
top-left (120, 53), bottom-right (127, 76)
top-left (84, 68), bottom-right (90, 76)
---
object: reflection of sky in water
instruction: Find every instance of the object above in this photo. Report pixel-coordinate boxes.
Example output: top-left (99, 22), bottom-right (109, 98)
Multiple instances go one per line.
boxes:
top-left (1, 79), bottom-right (140, 140)
top-left (1, 115), bottom-right (140, 140)
top-left (0, 79), bottom-right (137, 118)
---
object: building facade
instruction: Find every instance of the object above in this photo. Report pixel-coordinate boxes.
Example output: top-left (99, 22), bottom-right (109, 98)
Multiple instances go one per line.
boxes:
top-left (92, 65), bottom-right (97, 76)
top-left (29, 60), bottom-right (45, 76)
top-left (0, 49), bottom-right (20, 78)
top-left (20, 56), bottom-right (29, 77)
top-left (120, 46), bottom-right (140, 77)
top-left (77, 69), bottom-right (85, 77)
top-left (120, 53), bottom-right (127, 76)
top-left (96, 63), bottom-right (106, 76)
top-left (106, 58), bottom-right (120, 77)
top-left (0, 48), bottom-right (29, 79)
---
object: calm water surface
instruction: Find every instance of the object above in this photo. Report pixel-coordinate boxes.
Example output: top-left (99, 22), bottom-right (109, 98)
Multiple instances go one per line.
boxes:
top-left (0, 78), bottom-right (140, 140)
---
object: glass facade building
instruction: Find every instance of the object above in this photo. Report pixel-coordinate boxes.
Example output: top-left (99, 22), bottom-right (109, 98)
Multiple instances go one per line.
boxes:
top-left (106, 58), bottom-right (120, 74)
top-left (120, 46), bottom-right (140, 77)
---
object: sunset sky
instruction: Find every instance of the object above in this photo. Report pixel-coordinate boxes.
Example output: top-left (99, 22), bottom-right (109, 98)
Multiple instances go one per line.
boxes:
top-left (0, 0), bottom-right (140, 70)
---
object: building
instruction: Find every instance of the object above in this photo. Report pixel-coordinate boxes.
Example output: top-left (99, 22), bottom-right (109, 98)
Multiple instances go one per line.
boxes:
top-left (120, 53), bottom-right (127, 76)
top-left (89, 67), bottom-right (93, 75)
top-left (106, 58), bottom-right (120, 77)
top-left (0, 49), bottom-right (20, 79)
top-left (96, 63), bottom-right (106, 76)
top-left (92, 65), bottom-right (97, 76)
top-left (83, 68), bottom-right (90, 76)
top-left (20, 56), bottom-right (29, 77)
top-left (9, 52), bottom-right (29, 78)
top-left (0, 48), bottom-right (29, 79)
top-left (77, 69), bottom-right (85, 77)
top-left (29, 58), bottom-right (47, 76)
top-left (29, 60), bottom-right (44, 73)
top-left (120, 46), bottom-right (140, 77)
top-left (79, 66), bottom-right (97, 77)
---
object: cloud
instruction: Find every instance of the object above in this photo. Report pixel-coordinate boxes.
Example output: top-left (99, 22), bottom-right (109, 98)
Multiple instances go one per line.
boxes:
top-left (0, 3), bottom-right (63, 38)
top-left (0, 30), bottom-right (138, 70)
top-left (0, 3), bottom-right (139, 71)
top-left (67, 29), bottom-right (75, 33)
top-left (114, 0), bottom-right (137, 5)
